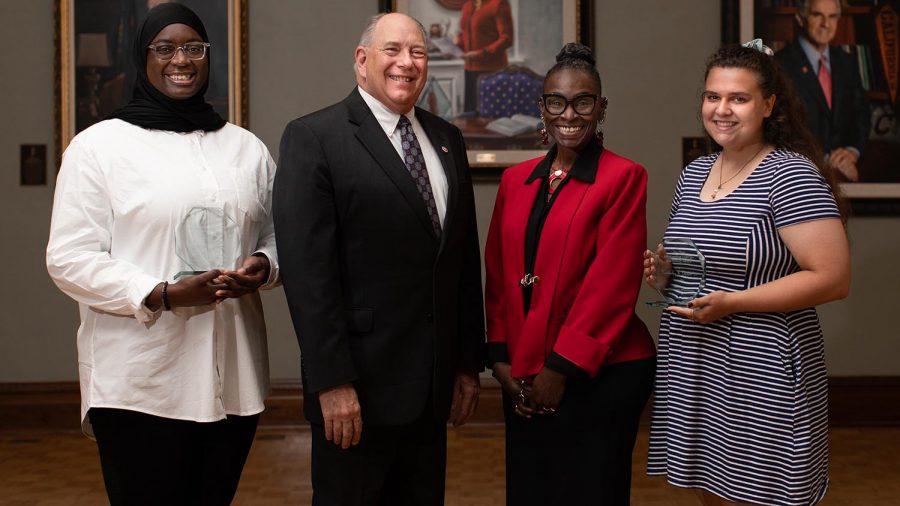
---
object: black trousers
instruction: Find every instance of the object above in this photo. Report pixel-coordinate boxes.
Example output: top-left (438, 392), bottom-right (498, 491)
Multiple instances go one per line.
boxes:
top-left (504, 357), bottom-right (656, 506)
top-left (88, 407), bottom-right (259, 506)
top-left (310, 406), bottom-right (447, 506)
top-left (464, 70), bottom-right (489, 113)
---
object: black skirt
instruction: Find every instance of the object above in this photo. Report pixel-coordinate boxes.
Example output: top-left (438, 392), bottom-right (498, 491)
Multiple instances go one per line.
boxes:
top-left (503, 356), bottom-right (656, 506)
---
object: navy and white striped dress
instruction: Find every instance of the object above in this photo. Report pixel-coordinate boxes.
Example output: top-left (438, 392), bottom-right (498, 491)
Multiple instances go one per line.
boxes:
top-left (647, 149), bottom-right (841, 505)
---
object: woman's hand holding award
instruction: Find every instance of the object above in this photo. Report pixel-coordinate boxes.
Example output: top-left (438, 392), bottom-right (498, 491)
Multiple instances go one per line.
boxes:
top-left (646, 237), bottom-right (706, 308)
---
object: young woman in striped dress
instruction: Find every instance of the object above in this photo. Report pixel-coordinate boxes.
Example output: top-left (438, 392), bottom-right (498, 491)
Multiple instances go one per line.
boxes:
top-left (644, 43), bottom-right (851, 505)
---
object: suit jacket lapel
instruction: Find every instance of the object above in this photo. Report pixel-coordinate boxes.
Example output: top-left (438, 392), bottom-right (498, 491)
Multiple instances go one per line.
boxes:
top-left (534, 179), bottom-right (590, 305)
top-left (791, 42), bottom-right (831, 115)
top-left (346, 90), bottom-right (438, 238)
top-left (830, 48), bottom-right (846, 111)
top-left (507, 176), bottom-right (541, 323)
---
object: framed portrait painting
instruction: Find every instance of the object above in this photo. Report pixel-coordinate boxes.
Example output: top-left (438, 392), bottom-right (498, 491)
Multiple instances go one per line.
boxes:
top-left (54, 0), bottom-right (248, 163)
top-left (381, 0), bottom-right (594, 168)
top-left (724, 0), bottom-right (900, 212)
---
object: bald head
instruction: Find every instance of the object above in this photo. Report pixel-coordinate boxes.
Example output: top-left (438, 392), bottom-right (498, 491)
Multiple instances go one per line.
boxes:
top-left (359, 13), bottom-right (426, 48)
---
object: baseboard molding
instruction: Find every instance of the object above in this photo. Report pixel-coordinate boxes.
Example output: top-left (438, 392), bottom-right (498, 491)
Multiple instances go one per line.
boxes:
top-left (826, 376), bottom-right (900, 426)
top-left (2, 377), bottom-right (898, 430)
top-left (0, 381), bottom-right (82, 431)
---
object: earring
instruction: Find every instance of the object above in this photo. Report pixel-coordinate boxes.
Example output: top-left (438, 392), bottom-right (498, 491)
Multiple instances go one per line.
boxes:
top-left (539, 113), bottom-right (549, 146)
top-left (596, 102), bottom-right (607, 143)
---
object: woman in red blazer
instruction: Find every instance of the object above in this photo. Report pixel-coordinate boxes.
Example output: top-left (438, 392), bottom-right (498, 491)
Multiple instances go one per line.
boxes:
top-left (484, 43), bottom-right (656, 505)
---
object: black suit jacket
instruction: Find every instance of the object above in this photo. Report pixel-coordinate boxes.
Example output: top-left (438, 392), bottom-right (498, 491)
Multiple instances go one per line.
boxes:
top-left (775, 40), bottom-right (870, 154)
top-left (273, 88), bottom-right (485, 427)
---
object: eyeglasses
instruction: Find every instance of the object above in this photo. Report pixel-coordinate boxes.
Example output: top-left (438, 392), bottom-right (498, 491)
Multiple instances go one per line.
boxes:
top-left (147, 42), bottom-right (210, 61)
top-left (541, 93), bottom-right (599, 116)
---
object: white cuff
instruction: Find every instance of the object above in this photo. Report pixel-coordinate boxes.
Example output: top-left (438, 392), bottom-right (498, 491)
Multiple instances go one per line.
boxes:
top-left (131, 274), bottom-right (165, 323)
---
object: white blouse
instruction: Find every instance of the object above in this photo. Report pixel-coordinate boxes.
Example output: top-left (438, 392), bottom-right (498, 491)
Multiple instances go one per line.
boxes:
top-left (47, 119), bottom-right (279, 435)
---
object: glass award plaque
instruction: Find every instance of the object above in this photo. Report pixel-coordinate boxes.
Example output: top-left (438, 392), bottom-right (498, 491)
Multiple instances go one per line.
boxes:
top-left (174, 206), bottom-right (242, 279)
top-left (647, 237), bottom-right (706, 307)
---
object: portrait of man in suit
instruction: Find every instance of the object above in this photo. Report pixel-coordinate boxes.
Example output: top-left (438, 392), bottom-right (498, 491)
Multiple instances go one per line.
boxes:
top-left (775, 0), bottom-right (870, 182)
top-left (272, 12), bottom-right (485, 506)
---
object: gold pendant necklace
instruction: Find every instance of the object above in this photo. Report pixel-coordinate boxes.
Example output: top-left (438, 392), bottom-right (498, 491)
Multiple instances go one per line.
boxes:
top-left (711, 145), bottom-right (766, 199)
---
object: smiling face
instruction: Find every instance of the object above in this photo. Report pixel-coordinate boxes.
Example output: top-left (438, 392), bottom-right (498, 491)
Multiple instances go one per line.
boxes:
top-left (702, 66), bottom-right (775, 151)
top-left (355, 14), bottom-right (427, 115)
top-left (801, 0), bottom-right (841, 51)
top-left (146, 23), bottom-right (208, 100)
top-left (540, 68), bottom-right (604, 154)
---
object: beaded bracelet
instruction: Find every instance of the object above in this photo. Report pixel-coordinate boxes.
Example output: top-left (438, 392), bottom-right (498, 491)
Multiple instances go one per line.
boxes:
top-left (161, 281), bottom-right (171, 311)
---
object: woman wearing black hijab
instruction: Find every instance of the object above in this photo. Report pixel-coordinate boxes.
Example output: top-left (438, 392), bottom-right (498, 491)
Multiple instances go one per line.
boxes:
top-left (47, 4), bottom-right (278, 504)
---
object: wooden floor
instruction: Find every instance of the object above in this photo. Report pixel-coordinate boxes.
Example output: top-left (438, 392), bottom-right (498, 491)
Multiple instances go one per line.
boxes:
top-left (1, 425), bottom-right (898, 505)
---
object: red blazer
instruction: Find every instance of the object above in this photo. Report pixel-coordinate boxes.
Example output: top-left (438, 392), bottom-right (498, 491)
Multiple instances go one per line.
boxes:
top-left (484, 147), bottom-right (656, 378)
top-left (458, 0), bottom-right (513, 72)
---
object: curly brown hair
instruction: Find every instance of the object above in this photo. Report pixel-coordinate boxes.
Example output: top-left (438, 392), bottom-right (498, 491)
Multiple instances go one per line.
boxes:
top-left (704, 44), bottom-right (847, 220)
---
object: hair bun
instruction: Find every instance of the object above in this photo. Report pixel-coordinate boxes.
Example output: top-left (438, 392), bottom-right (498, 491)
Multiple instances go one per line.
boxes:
top-left (556, 42), bottom-right (595, 67)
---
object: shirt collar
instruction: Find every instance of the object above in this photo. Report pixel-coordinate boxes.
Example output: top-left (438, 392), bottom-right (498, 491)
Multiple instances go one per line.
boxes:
top-left (357, 85), bottom-right (415, 136)
top-left (525, 136), bottom-right (604, 184)
top-left (799, 36), bottom-right (830, 67)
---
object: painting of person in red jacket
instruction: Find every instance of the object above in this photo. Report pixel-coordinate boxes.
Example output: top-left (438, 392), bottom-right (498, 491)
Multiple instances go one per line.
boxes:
top-left (455, 0), bottom-right (514, 112)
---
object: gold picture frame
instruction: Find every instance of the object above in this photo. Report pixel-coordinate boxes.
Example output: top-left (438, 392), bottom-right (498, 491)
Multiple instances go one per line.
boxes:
top-left (53, 0), bottom-right (248, 165)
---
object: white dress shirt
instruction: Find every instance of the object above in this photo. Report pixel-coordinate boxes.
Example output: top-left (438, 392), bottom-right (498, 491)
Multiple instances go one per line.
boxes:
top-left (46, 119), bottom-right (279, 436)
top-left (358, 86), bottom-right (449, 225)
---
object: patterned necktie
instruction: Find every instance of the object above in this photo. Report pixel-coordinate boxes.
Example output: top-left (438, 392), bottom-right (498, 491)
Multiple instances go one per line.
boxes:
top-left (397, 115), bottom-right (442, 236)
top-left (818, 55), bottom-right (832, 109)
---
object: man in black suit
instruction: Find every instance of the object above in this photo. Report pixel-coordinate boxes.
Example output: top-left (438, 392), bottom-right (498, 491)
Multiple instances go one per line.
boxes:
top-left (273, 12), bottom-right (485, 506)
top-left (775, 0), bottom-right (870, 181)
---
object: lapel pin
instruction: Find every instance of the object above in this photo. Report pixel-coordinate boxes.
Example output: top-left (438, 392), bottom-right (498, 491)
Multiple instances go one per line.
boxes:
top-left (441, 146), bottom-right (449, 153)
top-left (802, 65), bottom-right (809, 74)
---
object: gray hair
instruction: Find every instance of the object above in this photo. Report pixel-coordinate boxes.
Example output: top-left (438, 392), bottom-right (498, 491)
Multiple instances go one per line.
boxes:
top-left (358, 12), bottom-right (427, 47)
top-left (799, 0), bottom-right (841, 16)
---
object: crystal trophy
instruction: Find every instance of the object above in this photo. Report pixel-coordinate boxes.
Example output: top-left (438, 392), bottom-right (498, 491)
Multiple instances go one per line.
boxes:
top-left (174, 206), bottom-right (242, 279)
top-left (647, 237), bottom-right (706, 307)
